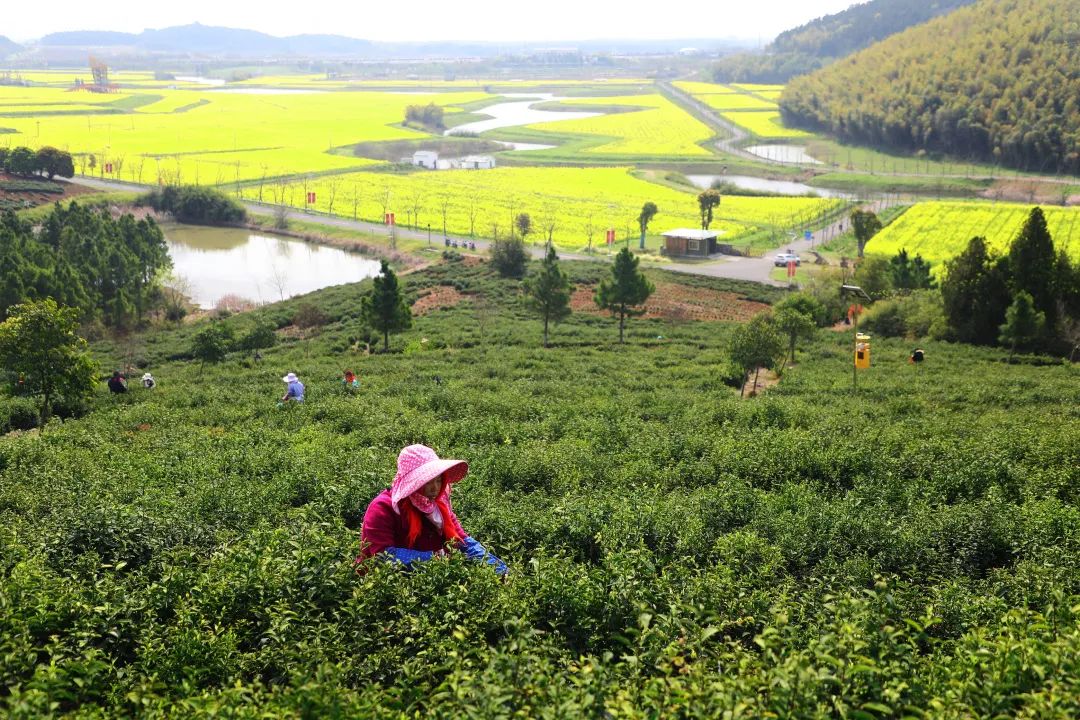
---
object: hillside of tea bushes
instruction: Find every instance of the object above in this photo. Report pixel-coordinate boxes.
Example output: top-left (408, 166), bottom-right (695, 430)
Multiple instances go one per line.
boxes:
top-left (2, 258), bottom-right (1079, 718)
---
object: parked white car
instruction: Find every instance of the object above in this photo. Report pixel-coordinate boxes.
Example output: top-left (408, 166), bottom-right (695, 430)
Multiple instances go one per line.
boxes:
top-left (774, 253), bottom-right (801, 267)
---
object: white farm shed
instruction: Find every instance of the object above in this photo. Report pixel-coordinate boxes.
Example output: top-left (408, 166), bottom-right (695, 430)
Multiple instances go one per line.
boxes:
top-left (412, 151), bottom-right (439, 169)
top-left (460, 155), bottom-right (496, 170)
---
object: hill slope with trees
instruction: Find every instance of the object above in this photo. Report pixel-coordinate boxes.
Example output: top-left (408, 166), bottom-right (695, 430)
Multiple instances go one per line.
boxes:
top-left (712, 0), bottom-right (976, 83)
top-left (779, 0), bottom-right (1080, 174)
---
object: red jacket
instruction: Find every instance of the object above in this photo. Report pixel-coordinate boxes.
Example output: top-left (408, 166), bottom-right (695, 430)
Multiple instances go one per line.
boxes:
top-left (359, 488), bottom-right (467, 560)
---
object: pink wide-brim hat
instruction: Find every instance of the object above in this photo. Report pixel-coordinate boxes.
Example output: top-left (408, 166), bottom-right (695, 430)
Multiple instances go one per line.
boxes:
top-left (390, 444), bottom-right (468, 513)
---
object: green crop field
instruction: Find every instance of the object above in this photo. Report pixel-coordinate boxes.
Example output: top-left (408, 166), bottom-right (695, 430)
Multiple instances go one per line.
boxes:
top-left (268, 166), bottom-right (844, 252)
top-left (1, 257), bottom-right (1078, 717)
top-left (524, 93), bottom-right (716, 157)
top-left (867, 201), bottom-right (1080, 265)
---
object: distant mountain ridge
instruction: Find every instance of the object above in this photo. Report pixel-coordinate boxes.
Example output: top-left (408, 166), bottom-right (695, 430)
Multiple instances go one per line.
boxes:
top-left (713, 0), bottom-right (977, 83)
top-left (0, 35), bottom-right (23, 58)
top-left (34, 23), bottom-right (744, 59)
top-left (779, 0), bottom-right (1080, 175)
top-left (40, 23), bottom-right (373, 56)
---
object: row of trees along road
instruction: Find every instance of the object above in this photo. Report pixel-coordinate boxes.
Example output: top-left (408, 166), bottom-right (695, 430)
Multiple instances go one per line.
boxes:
top-left (0, 146), bottom-right (75, 180)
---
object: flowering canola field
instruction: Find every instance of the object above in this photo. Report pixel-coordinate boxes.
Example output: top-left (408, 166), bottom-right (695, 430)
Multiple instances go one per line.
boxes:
top-left (280, 166), bottom-right (842, 251)
top-left (524, 94), bottom-right (715, 157)
top-left (0, 85), bottom-right (492, 182)
top-left (867, 201), bottom-right (1080, 265)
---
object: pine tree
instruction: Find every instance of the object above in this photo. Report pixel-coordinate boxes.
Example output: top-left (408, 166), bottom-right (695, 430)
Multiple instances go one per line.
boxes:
top-left (941, 236), bottom-right (1010, 345)
top-left (595, 248), bottom-right (654, 344)
top-left (998, 291), bottom-right (1045, 358)
top-left (1009, 207), bottom-right (1058, 332)
top-left (361, 260), bottom-right (412, 351)
top-left (523, 246), bottom-right (572, 348)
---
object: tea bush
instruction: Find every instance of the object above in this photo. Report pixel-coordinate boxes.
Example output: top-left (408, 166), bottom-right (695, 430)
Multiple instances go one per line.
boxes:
top-left (1, 258), bottom-right (1078, 717)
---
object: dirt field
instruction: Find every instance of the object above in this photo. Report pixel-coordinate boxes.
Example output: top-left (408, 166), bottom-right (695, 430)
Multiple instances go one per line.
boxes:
top-left (412, 286), bottom-right (467, 316)
top-left (570, 281), bottom-right (770, 322)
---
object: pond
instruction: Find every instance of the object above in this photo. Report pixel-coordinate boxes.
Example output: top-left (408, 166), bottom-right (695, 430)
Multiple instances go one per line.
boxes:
top-left (687, 174), bottom-right (853, 199)
top-left (445, 93), bottom-right (602, 136)
top-left (745, 145), bottom-right (822, 165)
top-left (164, 224), bottom-right (383, 309)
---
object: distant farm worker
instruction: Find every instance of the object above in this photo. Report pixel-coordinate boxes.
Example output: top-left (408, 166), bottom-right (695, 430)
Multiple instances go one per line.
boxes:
top-left (141, 372), bottom-right (156, 389)
top-left (107, 371), bottom-right (128, 394)
top-left (358, 444), bottom-right (507, 576)
top-left (342, 369), bottom-right (360, 390)
top-left (281, 372), bottom-right (305, 403)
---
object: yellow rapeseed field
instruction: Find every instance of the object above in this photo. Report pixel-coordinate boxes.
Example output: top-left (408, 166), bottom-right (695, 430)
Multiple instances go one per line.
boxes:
top-left (720, 111), bottom-right (814, 139)
top-left (266, 166), bottom-right (842, 251)
top-left (0, 86), bottom-right (493, 181)
top-left (523, 94), bottom-right (715, 157)
top-left (867, 201), bottom-right (1080, 265)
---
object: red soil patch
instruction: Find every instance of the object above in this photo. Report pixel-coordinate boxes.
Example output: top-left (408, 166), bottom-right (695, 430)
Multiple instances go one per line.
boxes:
top-left (570, 281), bottom-right (769, 323)
top-left (413, 286), bottom-right (466, 316)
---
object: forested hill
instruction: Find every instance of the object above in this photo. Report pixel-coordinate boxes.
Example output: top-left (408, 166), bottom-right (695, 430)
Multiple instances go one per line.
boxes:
top-left (712, 0), bottom-right (976, 83)
top-left (778, 0), bottom-right (1080, 175)
top-left (771, 0), bottom-right (976, 57)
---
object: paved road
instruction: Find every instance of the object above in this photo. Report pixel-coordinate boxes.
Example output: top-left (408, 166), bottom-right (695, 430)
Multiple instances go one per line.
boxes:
top-left (659, 81), bottom-right (764, 164)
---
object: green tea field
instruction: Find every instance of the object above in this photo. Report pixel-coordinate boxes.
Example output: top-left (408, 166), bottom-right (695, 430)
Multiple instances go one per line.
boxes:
top-left (1, 257), bottom-right (1078, 717)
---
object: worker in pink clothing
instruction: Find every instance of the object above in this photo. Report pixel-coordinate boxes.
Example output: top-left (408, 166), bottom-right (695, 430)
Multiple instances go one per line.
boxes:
top-left (358, 444), bottom-right (507, 575)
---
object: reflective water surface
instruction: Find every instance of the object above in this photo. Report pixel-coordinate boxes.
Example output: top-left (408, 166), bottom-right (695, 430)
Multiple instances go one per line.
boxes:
top-left (164, 224), bottom-right (382, 308)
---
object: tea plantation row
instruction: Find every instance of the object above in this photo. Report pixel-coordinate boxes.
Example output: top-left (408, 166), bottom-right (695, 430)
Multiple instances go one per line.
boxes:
top-left (1, 258), bottom-right (1078, 718)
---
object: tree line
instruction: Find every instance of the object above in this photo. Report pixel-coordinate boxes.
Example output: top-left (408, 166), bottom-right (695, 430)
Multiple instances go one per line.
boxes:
top-left (779, 0), bottom-right (1080, 174)
top-left (0, 202), bottom-right (171, 330)
top-left (0, 146), bottom-right (75, 180)
top-left (849, 206), bottom-right (1080, 359)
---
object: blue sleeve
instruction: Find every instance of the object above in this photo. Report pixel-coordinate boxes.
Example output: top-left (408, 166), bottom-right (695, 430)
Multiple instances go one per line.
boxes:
top-left (461, 536), bottom-right (508, 576)
top-left (383, 547), bottom-right (434, 566)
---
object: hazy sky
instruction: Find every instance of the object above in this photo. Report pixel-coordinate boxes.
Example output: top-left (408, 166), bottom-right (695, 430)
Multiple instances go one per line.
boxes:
top-left (7, 0), bottom-right (860, 43)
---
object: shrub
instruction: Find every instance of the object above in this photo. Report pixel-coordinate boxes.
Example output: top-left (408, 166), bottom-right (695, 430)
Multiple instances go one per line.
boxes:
top-left (191, 322), bottom-right (234, 363)
top-left (862, 290), bottom-right (949, 339)
top-left (140, 186), bottom-right (247, 225)
top-left (490, 238), bottom-right (528, 279)
top-left (293, 303), bottom-right (329, 329)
